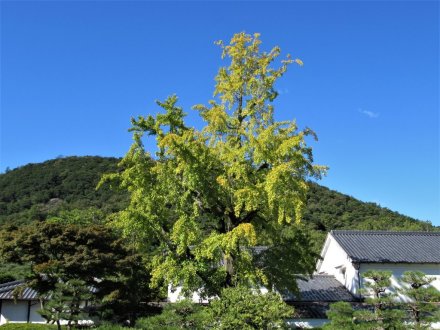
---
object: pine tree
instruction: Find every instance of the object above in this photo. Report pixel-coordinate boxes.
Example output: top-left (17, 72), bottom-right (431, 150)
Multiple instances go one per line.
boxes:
top-left (209, 286), bottom-right (293, 329)
top-left (38, 279), bottom-right (92, 330)
top-left (355, 270), bottom-right (405, 330)
top-left (398, 271), bottom-right (440, 330)
top-left (324, 301), bottom-right (356, 330)
top-left (137, 300), bottom-right (212, 330)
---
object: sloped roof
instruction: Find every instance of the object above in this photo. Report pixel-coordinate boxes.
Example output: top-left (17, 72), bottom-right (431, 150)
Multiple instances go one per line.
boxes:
top-left (284, 275), bottom-right (356, 302)
top-left (331, 230), bottom-right (440, 263)
top-left (290, 302), bottom-right (329, 319)
top-left (0, 280), bottom-right (39, 300)
top-left (0, 280), bottom-right (97, 300)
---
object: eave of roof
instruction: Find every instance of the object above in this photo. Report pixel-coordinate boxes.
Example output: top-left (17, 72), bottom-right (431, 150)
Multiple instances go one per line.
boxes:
top-left (0, 280), bottom-right (40, 300)
top-left (0, 280), bottom-right (97, 300)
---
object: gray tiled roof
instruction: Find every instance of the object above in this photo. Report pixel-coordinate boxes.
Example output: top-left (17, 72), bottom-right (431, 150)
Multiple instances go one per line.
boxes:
top-left (0, 280), bottom-right (39, 300)
top-left (331, 230), bottom-right (440, 263)
top-left (0, 280), bottom-right (97, 300)
top-left (289, 302), bottom-right (329, 319)
top-left (283, 275), bottom-right (356, 302)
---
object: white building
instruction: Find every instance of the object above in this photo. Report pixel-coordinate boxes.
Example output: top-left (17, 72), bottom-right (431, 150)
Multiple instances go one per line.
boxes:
top-left (0, 280), bottom-right (46, 325)
top-left (316, 230), bottom-right (440, 297)
top-left (169, 230), bottom-right (440, 328)
top-left (0, 280), bottom-right (94, 326)
top-left (317, 230), bottom-right (440, 329)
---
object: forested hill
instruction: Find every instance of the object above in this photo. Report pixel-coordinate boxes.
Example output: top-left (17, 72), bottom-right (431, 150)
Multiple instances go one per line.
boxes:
top-left (0, 156), bottom-right (436, 232)
top-left (0, 156), bottom-right (128, 227)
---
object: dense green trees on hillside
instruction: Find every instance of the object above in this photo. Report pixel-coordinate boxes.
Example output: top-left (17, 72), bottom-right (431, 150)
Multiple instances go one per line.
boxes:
top-left (0, 155), bottom-right (436, 285)
top-left (0, 156), bottom-right (128, 227)
top-left (303, 183), bottom-right (435, 232)
top-left (1, 156), bottom-right (434, 234)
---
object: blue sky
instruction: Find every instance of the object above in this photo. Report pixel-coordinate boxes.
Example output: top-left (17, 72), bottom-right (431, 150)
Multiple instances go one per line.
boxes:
top-left (1, 1), bottom-right (439, 225)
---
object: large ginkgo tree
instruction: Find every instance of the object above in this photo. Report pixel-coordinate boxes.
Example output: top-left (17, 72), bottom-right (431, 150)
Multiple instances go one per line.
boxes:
top-left (101, 32), bottom-right (326, 298)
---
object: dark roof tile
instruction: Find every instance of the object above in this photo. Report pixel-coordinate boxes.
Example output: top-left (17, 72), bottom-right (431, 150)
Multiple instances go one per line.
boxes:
top-left (331, 230), bottom-right (440, 263)
top-left (0, 280), bottom-right (96, 300)
top-left (0, 280), bottom-right (39, 300)
top-left (284, 275), bottom-right (356, 302)
top-left (289, 302), bottom-right (330, 319)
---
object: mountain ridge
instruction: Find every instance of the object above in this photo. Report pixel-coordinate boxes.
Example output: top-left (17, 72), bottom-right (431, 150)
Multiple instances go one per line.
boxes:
top-left (0, 155), bottom-right (436, 232)
top-left (0, 155), bottom-right (436, 283)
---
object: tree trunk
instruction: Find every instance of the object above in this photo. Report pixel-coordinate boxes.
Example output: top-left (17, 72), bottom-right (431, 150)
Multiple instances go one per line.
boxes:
top-left (224, 254), bottom-right (234, 287)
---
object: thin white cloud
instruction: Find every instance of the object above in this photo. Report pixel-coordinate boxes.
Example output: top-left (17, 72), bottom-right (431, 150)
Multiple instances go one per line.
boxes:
top-left (278, 88), bottom-right (289, 95)
top-left (359, 109), bottom-right (379, 119)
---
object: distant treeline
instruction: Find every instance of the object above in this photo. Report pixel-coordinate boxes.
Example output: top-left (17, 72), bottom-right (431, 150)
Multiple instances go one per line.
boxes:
top-left (0, 155), bottom-right (436, 232)
top-left (0, 156), bottom-right (128, 227)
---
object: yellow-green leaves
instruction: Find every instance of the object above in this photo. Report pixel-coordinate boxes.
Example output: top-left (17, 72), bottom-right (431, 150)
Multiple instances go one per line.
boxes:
top-left (171, 215), bottom-right (200, 256)
top-left (226, 223), bottom-right (257, 248)
top-left (107, 32), bottom-right (326, 297)
top-left (294, 58), bottom-right (304, 66)
top-left (265, 163), bottom-right (307, 224)
top-left (234, 187), bottom-right (261, 217)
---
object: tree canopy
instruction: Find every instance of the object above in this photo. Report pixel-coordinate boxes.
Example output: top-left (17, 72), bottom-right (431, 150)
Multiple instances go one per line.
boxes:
top-left (209, 286), bottom-right (292, 329)
top-left (398, 271), bottom-right (440, 329)
top-left (0, 222), bottom-right (158, 325)
top-left (356, 270), bottom-right (405, 329)
top-left (100, 32), bottom-right (325, 298)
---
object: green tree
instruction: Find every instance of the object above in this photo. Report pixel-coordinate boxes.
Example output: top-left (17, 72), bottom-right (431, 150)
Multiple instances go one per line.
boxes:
top-left (46, 207), bottom-right (106, 225)
top-left (98, 253), bottom-right (161, 326)
top-left (356, 270), bottom-right (405, 330)
top-left (0, 223), bottom-right (125, 295)
top-left (38, 279), bottom-right (92, 330)
top-left (398, 271), bottom-right (440, 329)
top-left (101, 32), bottom-right (325, 298)
top-left (209, 286), bottom-right (292, 329)
top-left (323, 301), bottom-right (356, 330)
top-left (0, 222), bottom-right (157, 325)
top-left (137, 300), bottom-right (211, 330)
top-left (138, 287), bottom-right (293, 330)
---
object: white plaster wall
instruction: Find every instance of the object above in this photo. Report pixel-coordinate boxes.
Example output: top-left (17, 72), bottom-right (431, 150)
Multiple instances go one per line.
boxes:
top-left (0, 299), bottom-right (94, 326)
top-left (168, 285), bottom-right (210, 303)
top-left (29, 301), bottom-right (46, 323)
top-left (316, 235), bottom-right (350, 280)
top-left (168, 285), bottom-right (269, 303)
top-left (344, 262), bottom-right (360, 296)
top-left (316, 235), bottom-right (360, 296)
top-left (1, 301), bottom-right (29, 324)
top-left (286, 318), bottom-right (328, 329)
